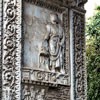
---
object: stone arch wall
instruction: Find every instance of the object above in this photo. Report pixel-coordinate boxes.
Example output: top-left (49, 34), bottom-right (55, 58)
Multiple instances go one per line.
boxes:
top-left (0, 0), bottom-right (87, 100)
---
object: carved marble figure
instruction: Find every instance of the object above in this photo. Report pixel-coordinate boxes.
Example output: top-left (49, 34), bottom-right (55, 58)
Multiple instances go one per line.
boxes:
top-left (39, 13), bottom-right (65, 73)
top-left (35, 89), bottom-right (45, 100)
top-left (30, 86), bottom-right (35, 100)
top-left (39, 40), bottom-right (49, 70)
top-left (22, 85), bottom-right (31, 100)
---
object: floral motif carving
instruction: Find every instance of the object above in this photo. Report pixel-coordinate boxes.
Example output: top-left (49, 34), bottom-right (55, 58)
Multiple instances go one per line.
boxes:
top-left (2, 0), bottom-right (22, 99)
top-left (73, 11), bottom-right (87, 100)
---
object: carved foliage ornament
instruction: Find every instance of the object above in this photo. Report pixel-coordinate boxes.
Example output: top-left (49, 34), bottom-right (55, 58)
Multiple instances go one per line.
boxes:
top-left (73, 11), bottom-right (86, 99)
top-left (2, 0), bottom-right (22, 99)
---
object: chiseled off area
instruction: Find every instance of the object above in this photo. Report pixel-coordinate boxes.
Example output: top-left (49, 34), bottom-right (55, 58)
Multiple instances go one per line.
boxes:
top-left (23, 2), bottom-right (61, 69)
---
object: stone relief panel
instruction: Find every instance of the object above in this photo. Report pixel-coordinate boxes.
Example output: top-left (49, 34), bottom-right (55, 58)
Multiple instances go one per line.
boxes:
top-left (22, 84), bottom-right (46, 100)
top-left (73, 11), bottom-right (87, 100)
top-left (23, 2), bottom-right (62, 70)
top-left (46, 86), bottom-right (70, 100)
top-left (23, 1), bottom-right (70, 86)
top-left (22, 84), bottom-right (70, 100)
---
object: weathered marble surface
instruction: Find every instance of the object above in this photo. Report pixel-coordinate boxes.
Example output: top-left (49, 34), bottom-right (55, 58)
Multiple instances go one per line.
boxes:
top-left (0, 0), bottom-right (87, 99)
top-left (22, 84), bottom-right (70, 100)
top-left (24, 2), bottom-right (62, 70)
top-left (23, 2), bottom-right (70, 86)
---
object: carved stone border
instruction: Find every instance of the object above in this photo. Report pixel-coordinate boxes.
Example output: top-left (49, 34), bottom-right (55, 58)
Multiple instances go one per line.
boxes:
top-left (24, 0), bottom-right (65, 13)
top-left (72, 11), bottom-right (87, 100)
top-left (25, 0), bottom-right (69, 11)
top-left (0, 0), bottom-right (2, 99)
top-left (2, 0), bottom-right (22, 99)
top-left (24, 0), bottom-right (88, 10)
top-left (63, 9), bottom-right (70, 84)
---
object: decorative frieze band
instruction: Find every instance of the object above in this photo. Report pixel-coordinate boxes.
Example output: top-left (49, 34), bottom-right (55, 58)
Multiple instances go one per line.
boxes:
top-left (22, 68), bottom-right (70, 86)
top-left (24, 0), bottom-right (66, 13)
top-left (24, 0), bottom-right (87, 13)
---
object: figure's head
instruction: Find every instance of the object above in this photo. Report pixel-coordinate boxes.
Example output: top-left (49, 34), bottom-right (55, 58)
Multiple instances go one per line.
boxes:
top-left (50, 13), bottom-right (59, 24)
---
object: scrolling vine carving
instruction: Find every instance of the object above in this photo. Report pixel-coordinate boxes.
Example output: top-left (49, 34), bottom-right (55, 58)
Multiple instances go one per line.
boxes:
top-left (2, 0), bottom-right (22, 99)
top-left (73, 11), bottom-right (86, 100)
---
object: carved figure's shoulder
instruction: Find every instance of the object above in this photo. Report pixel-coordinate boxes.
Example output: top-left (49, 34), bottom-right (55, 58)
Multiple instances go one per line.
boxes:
top-left (46, 24), bottom-right (51, 32)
